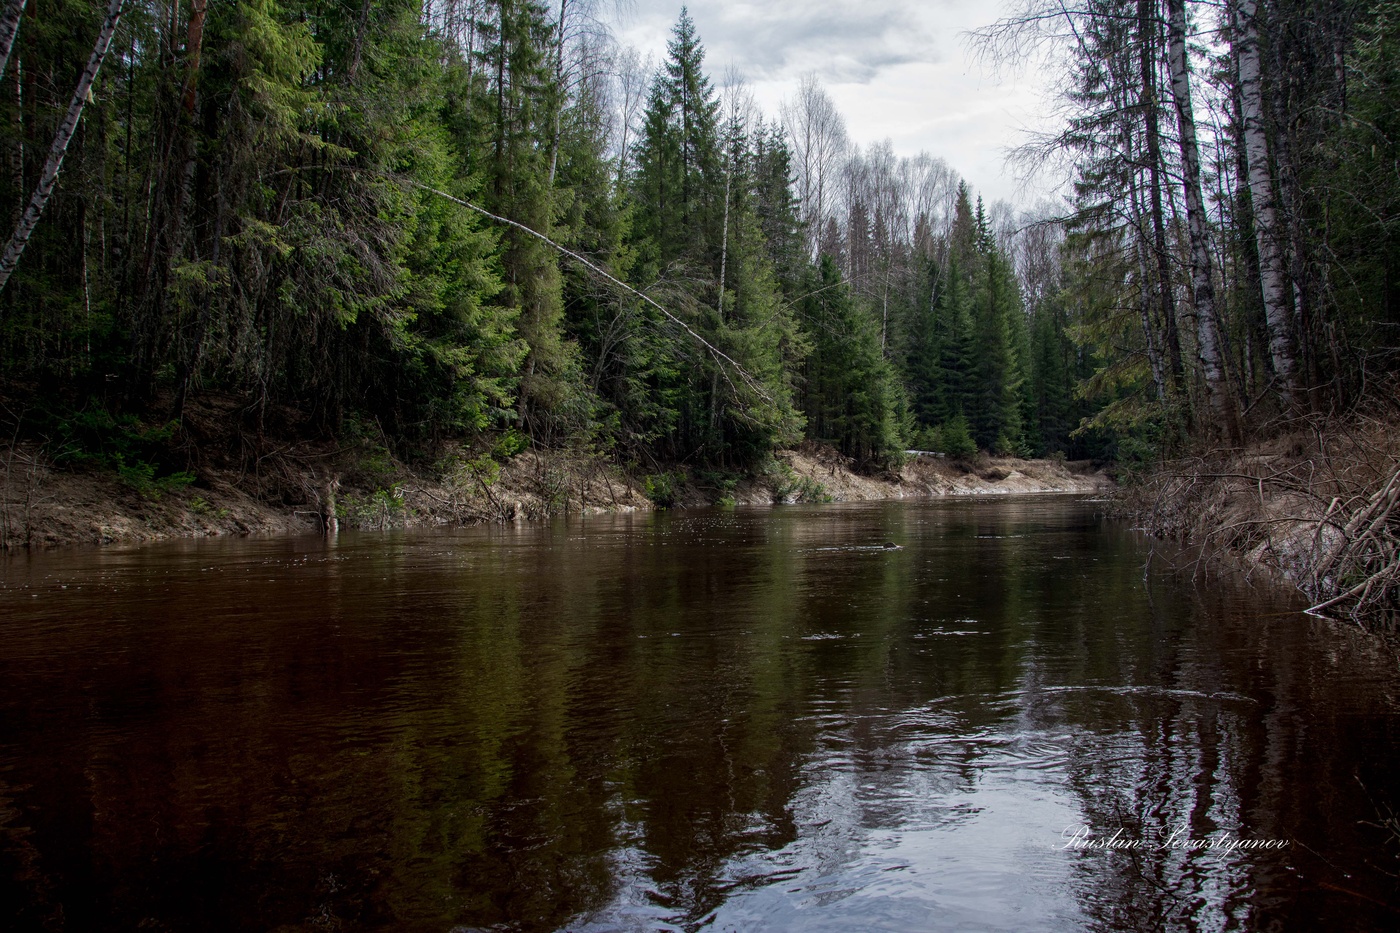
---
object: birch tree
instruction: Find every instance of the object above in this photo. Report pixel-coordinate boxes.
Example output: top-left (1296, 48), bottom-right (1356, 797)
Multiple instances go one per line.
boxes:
top-left (781, 74), bottom-right (847, 257)
top-left (0, 0), bottom-right (125, 297)
top-left (0, 0), bottom-right (23, 82)
top-left (1232, 0), bottom-right (1299, 406)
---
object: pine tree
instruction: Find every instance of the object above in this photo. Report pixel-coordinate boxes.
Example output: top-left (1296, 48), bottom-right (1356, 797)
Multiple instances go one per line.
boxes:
top-left (751, 122), bottom-right (805, 295)
top-left (967, 201), bottom-right (1026, 452)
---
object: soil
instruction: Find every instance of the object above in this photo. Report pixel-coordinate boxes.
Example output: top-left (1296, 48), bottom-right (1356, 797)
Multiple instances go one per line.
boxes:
top-left (0, 394), bottom-right (1112, 550)
top-left (0, 442), bottom-right (650, 549)
top-left (677, 446), bottom-right (1111, 506)
top-left (1119, 409), bottom-right (1400, 625)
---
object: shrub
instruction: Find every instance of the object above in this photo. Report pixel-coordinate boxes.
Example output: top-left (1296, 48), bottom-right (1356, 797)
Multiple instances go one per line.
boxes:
top-left (643, 471), bottom-right (684, 508)
top-left (940, 416), bottom-right (978, 459)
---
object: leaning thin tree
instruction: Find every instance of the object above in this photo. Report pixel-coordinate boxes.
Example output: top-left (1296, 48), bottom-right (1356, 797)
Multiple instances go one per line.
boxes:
top-left (0, 0), bottom-right (125, 297)
top-left (0, 0), bottom-right (25, 81)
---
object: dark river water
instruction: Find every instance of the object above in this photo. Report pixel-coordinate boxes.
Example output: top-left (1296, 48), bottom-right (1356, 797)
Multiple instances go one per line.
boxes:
top-left (2, 497), bottom-right (1400, 932)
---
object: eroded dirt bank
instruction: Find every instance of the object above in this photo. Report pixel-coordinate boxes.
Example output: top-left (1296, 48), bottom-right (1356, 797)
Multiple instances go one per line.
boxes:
top-left (675, 447), bottom-right (1112, 506)
top-left (2, 442), bottom-right (1114, 546)
top-left (1121, 412), bottom-right (1400, 626)
top-left (1, 420), bottom-right (1110, 551)
top-left (0, 444), bottom-right (651, 548)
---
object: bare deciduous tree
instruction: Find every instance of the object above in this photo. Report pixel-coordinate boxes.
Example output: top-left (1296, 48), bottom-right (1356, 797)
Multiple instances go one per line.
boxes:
top-left (612, 45), bottom-right (651, 179)
top-left (781, 73), bottom-right (848, 258)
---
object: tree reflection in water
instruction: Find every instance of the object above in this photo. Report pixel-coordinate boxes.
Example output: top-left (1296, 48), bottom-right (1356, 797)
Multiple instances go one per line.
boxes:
top-left (1, 500), bottom-right (1397, 932)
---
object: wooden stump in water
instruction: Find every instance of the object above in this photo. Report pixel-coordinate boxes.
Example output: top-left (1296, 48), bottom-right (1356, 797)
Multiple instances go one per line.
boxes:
top-left (320, 474), bottom-right (340, 536)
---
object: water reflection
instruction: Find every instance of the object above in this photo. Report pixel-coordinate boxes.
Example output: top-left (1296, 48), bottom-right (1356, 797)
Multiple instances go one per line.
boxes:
top-left (1, 499), bottom-right (1398, 931)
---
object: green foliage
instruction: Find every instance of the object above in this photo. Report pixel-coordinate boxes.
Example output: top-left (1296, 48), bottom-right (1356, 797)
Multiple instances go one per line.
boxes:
top-left (697, 468), bottom-right (740, 506)
top-left (1334, 0), bottom-right (1400, 350)
top-left (41, 406), bottom-right (196, 497)
top-left (643, 471), bottom-right (685, 508)
top-left (493, 429), bottom-right (529, 459)
top-left (0, 0), bottom-right (1132, 490)
top-left (344, 485), bottom-right (409, 530)
top-left (896, 187), bottom-right (1034, 457)
top-left (117, 462), bottom-right (197, 500)
top-left (939, 416), bottom-right (978, 460)
top-left (766, 462), bottom-right (833, 504)
top-left (795, 258), bottom-right (905, 467)
top-left (620, 10), bottom-right (805, 468)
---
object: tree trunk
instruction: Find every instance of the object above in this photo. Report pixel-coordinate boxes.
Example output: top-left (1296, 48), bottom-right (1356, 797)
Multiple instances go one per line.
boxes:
top-left (349, 0), bottom-right (373, 81)
top-left (1137, 0), bottom-right (1183, 392)
top-left (172, 181), bottom-right (222, 420)
top-left (1166, 0), bottom-right (1240, 442)
top-left (546, 0), bottom-right (567, 187)
top-left (321, 474), bottom-right (340, 537)
top-left (1129, 176), bottom-right (1168, 402)
top-left (9, 56), bottom-right (21, 228)
top-left (181, 0), bottom-right (208, 116)
top-left (1233, 0), bottom-right (1299, 407)
top-left (881, 262), bottom-right (891, 353)
top-left (0, 0), bottom-right (23, 83)
top-left (0, 0), bottom-right (125, 297)
top-left (1265, 30), bottom-right (1320, 402)
top-left (717, 153), bottom-right (731, 321)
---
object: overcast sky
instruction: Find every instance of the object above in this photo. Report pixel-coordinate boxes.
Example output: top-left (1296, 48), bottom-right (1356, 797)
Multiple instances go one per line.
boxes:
top-left (608, 0), bottom-right (1059, 207)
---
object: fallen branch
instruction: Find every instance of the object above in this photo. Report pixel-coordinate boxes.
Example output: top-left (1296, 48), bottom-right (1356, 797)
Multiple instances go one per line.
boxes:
top-left (403, 180), bottom-right (774, 405)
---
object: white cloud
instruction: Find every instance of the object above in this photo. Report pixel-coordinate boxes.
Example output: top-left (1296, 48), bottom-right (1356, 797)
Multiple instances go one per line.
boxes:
top-left (610, 0), bottom-right (1062, 205)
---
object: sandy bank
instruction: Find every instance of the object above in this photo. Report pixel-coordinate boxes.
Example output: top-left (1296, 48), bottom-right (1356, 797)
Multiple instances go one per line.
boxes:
top-left (678, 447), bottom-right (1112, 506)
top-left (2, 439), bottom-right (1111, 551)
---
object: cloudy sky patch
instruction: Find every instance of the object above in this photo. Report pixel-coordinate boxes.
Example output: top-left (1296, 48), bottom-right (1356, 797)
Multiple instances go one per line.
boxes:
top-left (610, 1), bottom-right (1058, 204)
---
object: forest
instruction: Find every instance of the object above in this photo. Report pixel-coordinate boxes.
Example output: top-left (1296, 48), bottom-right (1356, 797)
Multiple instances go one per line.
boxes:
top-left (0, 0), bottom-right (1396, 484)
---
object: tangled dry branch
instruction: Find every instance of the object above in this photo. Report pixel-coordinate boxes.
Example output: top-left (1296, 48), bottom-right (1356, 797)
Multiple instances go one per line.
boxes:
top-left (1125, 409), bottom-right (1400, 626)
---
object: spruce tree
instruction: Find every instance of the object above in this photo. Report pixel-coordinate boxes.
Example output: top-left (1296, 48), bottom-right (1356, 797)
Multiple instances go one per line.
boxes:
top-left (474, 0), bottom-right (573, 439)
top-left (797, 257), bottom-right (903, 466)
top-left (624, 9), bottom-right (801, 466)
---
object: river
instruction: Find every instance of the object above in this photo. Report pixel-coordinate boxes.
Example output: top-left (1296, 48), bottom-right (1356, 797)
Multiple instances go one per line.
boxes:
top-left (2, 497), bottom-right (1398, 931)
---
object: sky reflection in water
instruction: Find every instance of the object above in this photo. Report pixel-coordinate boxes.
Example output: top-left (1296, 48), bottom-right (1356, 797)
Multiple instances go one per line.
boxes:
top-left (2, 498), bottom-right (1398, 932)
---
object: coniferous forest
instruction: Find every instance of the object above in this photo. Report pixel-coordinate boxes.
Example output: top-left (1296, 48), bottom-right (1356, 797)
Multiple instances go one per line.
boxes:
top-left (0, 0), bottom-right (1397, 482)
top-left (7, 5), bottom-right (1400, 924)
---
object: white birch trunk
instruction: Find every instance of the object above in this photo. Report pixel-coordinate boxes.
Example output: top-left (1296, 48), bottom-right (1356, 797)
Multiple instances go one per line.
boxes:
top-left (1234, 0), bottom-right (1299, 404)
top-left (0, 0), bottom-right (24, 83)
top-left (0, 0), bottom-right (125, 297)
top-left (1166, 0), bottom-right (1239, 440)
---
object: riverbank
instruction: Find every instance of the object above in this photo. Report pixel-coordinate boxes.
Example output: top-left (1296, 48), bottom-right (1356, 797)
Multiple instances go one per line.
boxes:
top-left (1121, 410), bottom-right (1400, 626)
top-left (0, 442), bottom-right (651, 549)
top-left (0, 430), bottom-right (1111, 550)
top-left (675, 446), bottom-right (1111, 507)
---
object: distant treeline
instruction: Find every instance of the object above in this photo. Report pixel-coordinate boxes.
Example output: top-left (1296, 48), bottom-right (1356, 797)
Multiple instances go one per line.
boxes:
top-left (0, 1), bottom-right (1394, 473)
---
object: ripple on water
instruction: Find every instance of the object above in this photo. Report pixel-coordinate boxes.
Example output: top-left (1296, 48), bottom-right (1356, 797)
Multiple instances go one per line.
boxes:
top-left (0, 499), bottom-right (1391, 933)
